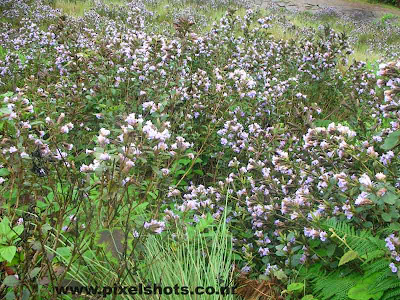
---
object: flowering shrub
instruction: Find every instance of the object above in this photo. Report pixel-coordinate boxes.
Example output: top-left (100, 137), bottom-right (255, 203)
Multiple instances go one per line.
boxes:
top-left (1, 0), bottom-right (400, 298)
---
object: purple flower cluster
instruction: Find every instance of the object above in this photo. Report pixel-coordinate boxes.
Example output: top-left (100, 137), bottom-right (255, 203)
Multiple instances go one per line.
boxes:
top-left (385, 234), bottom-right (400, 273)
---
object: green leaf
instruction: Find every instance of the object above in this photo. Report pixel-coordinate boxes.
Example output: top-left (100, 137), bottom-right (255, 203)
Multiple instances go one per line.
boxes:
top-left (302, 296), bottom-right (316, 300)
top-left (275, 250), bottom-right (286, 257)
top-left (326, 244), bottom-right (336, 257)
top-left (36, 201), bottom-right (48, 210)
top-left (287, 282), bottom-right (304, 292)
top-left (382, 192), bottom-right (398, 205)
top-left (0, 168), bottom-right (9, 176)
top-left (178, 159), bottom-right (191, 166)
top-left (273, 269), bottom-right (288, 281)
top-left (348, 275), bottom-right (383, 300)
top-left (30, 267), bottom-right (41, 279)
top-left (0, 246), bottom-right (17, 263)
top-left (388, 222), bottom-right (400, 231)
top-left (381, 130), bottom-right (400, 150)
top-left (0, 217), bottom-right (11, 235)
top-left (56, 247), bottom-right (71, 259)
top-left (95, 228), bottom-right (126, 259)
top-left (12, 225), bottom-right (23, 236)
top-left (41, 224), bottom-right (52, 234)
top-left (193, 169), bottom-right (204, 176)
top-left (175, 170), bottom-right (186, 176)
top-left (5, 291), bottom-right (16, 300)
top-left (3, 275), bottom-right (19, 287)
top-left (382, 212), bottom-right (392, 222)
top-left (338, 250), bottom-right (358, 266)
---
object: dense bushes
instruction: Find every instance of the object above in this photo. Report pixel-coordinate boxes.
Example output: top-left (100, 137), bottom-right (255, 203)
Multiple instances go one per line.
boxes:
top-left (1, 0), bottom-right (400, 299)
top-left (371, 0), bottom-right (400, 7)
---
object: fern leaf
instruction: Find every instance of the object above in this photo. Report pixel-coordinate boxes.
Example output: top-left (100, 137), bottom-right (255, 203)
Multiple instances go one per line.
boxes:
top-left (383, 286), bottom-right (400, 300)
top-left (311, 270), bottom-right (361, 300)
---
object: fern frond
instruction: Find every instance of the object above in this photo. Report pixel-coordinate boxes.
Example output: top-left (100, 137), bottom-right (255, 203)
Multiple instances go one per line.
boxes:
top-left (364, 259), bottom-right (390, 277)
top-left (322, 218), bottom-right (383, 256)
top-left (382, 286), bottom-right (400, 300)
top-left (311, 270), bottom-right (361, 300)
top-left (309, 219), bottom-right (399, 300)
top-left (361, 249), bottom-right (386, 264)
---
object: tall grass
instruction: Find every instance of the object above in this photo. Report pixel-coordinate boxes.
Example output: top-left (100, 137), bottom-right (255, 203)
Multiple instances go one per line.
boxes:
top-left (137, 196), bottom-right (236, 300)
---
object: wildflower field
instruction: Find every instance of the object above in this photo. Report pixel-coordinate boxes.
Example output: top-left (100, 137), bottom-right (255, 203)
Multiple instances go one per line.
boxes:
top-left (1, 0), bottom-right (400, 299)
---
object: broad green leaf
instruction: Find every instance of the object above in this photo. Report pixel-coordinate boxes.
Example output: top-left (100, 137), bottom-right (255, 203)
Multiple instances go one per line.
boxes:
top-left (3, 275), bottom-right (19, 287)
top-left (5, 291), bottom-right (16, 300)
top-left (0, 217), bottom-right (11, 235)
top-left (95, 228), bottom-right (127, 259)
top-left (275, 250), bottom-right (286, 257)
top-left (0, 246), bottom-right (17, 262)
top-left (381, 130), bottom-right (400, 150)
top-left (12, 225), bottom-right (23, 236)
top-left (382, 212), bottom-right (392, 222)
top-left (175, 170), bottom-right (186, 176)
top-left (193, 169), bottom-right (204, 176)
top-left (41, 224), bottom-right (52, 234)
top-left (326, 244), bottom-right (336, 257)
top-left (178, 159), bottom-right (191, 166)
top-left (30, 267), bottom-right (41, 278)
top-left (388, 222), bottom-right (400, 231)
top-left (338, 250), bottom-right (358, 266)
top-left (56, 247), bottom-right (71, 259)
top-left (348, 275), bottom-right (383, 300)
top-left (0, 168), bottom-right (9, 176)
top-left (36, 201), bottom-right (48, 210)
top-left (273, 269), bottom-right (288, 281)
top-left (382, 192), bottom-right (398, 205)
top-left (287, 282), bottom-right (304, 292)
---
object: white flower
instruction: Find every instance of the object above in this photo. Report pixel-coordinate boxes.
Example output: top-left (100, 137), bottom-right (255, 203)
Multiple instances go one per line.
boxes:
top-left (375, 173), bottom-right (386, 181)
top-left (9, 147), bottom-right (18, 153)
top-left (355, 192), bottom-right (372, 205)
top-left (97, 135), bottom-right (110, 145)
top-left (99, 153), bottom-right (111, 161)
top-left (20, 152), bottom-right (29, 158)
top-left (378, 63), bottom-right (387, 70)
top-left (80, 164), bottom-right (92, 172)
top-left (359, 173), bottom-right (372, 188)
top-left (60, 125), bottom-right (69, 133)
top-left (99, 128), bottom-right (110, 136)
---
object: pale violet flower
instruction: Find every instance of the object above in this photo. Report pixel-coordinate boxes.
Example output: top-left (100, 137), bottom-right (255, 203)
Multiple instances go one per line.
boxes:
top-left (359, 174), bottom-right (373, 188)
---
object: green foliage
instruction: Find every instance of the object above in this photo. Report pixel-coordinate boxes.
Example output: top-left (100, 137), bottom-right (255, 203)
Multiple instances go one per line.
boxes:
top-left (0, 217), bottom-right (23, 264)
top-left (303, 219), bottom-right (400, 300)
top-left (371, 0), bottom-right (400, 7)
top-left (1, 0), bottom-right (400, 299)
top-left (137, 204), bottom-right (235, 300)
top-left (381, 130), bottom-right (400, 150)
